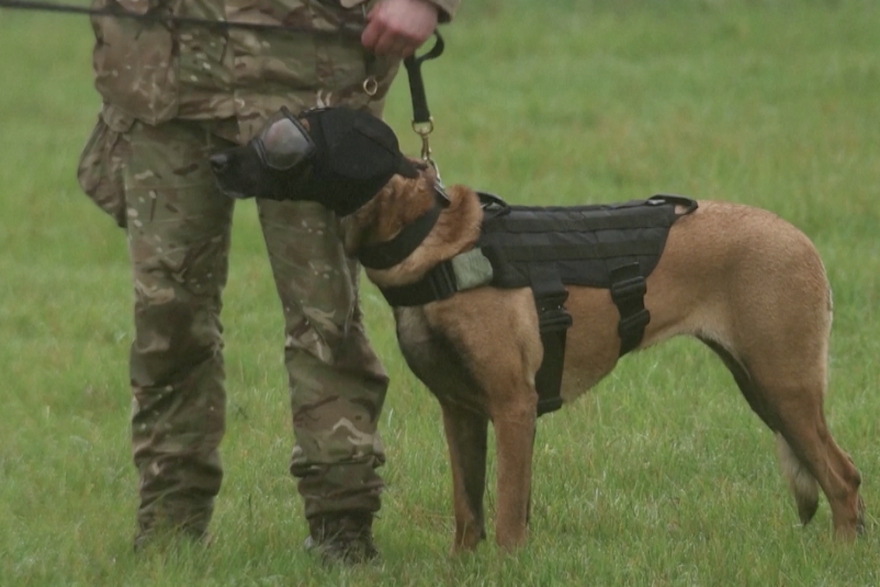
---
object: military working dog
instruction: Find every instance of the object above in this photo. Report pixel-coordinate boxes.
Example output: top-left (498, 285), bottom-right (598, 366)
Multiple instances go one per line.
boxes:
top-left (210, 106), bottom-right (864, 552)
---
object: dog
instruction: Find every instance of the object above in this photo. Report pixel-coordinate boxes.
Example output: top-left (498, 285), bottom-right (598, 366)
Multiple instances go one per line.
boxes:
top-left (210, 106), bottom-right (865, 552)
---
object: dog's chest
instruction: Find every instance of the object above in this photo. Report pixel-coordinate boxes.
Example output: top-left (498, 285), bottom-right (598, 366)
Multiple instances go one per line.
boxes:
top-left (393, 306), bottom-right (487, 412)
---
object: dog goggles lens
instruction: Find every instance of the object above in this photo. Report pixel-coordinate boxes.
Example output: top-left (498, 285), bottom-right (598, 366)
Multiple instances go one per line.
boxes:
top-left (254, 111), bottom-right (316, 171)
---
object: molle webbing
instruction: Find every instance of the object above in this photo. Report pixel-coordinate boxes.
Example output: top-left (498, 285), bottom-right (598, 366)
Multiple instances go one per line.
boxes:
top-left (476, 194), bottom-right (694, 291)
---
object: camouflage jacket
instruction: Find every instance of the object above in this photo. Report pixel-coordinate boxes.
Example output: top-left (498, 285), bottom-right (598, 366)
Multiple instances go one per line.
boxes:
top-left (90, 0), bottom-right (460, 126)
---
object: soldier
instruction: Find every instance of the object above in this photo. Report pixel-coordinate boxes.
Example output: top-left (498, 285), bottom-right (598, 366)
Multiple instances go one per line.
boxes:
top-left (77, 0), bottom-right (459, 564)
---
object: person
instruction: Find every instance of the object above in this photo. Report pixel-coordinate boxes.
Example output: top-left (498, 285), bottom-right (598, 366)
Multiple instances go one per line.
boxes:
top-left (76, 0), bottom-right (459, 564)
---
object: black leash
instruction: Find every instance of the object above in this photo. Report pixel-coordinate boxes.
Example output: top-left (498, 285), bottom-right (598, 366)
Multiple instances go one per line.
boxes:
top-left (0, 0), bottom-right (361, 35)
top-left (402, 31), bottom-right (445, 181)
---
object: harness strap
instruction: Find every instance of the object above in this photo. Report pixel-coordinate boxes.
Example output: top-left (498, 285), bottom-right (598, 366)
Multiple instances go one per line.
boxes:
top-left (535, 258), bottom-right (653, 416)
top-left (608, 262), bottom-right (651, 356)
top-left (378, 260), bottom-right (457, 307)
top-left (530, 266), bottom-right (573, 417)
top-left (537, 328), bottom-right (567, 416)
top-left (376, 247), bottom-right (493, 307)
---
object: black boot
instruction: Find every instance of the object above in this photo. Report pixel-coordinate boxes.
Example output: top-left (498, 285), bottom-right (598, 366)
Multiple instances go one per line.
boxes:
top-left (132, 502), bottom-right (213, 553)
top-left (133, 521), bottom-right (211, 553)
top-left (304, 511), bottom-right (378, 565)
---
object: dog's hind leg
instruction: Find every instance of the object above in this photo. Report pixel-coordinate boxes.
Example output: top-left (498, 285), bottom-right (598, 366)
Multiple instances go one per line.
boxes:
top-left (703, 337), bottom-right (863, 537)
top-left (775, 433), bottom-right (820, 524)
top-left (701, 337), bottom-right (823, 523)
top-left (739, 324), bottom-right (863, 537)
top-left (712, 345), bottom-right (862, 537)
top-left (440, 401), bottom-right (489, 553)
top-left (771, 400), bottom-right (863, 539)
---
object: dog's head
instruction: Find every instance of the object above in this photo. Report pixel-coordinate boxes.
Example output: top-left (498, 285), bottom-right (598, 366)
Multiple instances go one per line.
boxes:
top-left (210, 106), bottom-right (421, 216)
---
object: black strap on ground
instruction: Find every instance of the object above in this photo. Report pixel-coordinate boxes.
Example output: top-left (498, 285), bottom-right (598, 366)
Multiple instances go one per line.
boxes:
top-left (0, 0), bottom-right (363, 35)
top-left (403, 31), bottom-right (444, 127)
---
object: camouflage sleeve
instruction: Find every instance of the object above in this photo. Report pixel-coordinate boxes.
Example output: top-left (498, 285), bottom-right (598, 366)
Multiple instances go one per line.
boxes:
top-left (94, 0), bottom-right (157, 14)
top-left (425, 0), bottom-right (459, 22)
top-left (344, 0), bottom-right (459, 23)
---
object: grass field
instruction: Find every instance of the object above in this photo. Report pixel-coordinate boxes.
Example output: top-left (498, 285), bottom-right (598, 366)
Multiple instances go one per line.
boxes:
top-left (1, 0), bottom-right (879, 585)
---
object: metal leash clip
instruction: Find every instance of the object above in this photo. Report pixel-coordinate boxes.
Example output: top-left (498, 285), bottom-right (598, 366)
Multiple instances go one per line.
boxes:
top-left (414, 116), bottom-right (439, 181)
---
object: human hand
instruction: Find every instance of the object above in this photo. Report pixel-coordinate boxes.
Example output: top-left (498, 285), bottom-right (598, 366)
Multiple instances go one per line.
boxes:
top-left (361, 0), bottom-right (439, 59)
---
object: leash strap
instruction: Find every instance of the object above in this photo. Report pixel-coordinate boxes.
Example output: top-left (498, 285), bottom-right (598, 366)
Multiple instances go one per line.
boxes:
top-left (403, 31), bottom-right (443, 129)
top-left (403, 31), bottom-right (445, 177)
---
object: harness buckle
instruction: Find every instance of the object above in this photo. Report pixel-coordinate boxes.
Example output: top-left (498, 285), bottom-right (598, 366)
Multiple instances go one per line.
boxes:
top-left (428, 260), bottom-right (458, 300)
top-left (617, 308), bottom-right (651, 336)
top-left (610, 275), bottom-right (647, 303)
top-left (608, 263), bottom-right (650, 355)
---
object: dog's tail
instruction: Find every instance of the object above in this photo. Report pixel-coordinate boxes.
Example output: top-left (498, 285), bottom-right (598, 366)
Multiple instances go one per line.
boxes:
top-left (775, 434), bottom-right (820, 524)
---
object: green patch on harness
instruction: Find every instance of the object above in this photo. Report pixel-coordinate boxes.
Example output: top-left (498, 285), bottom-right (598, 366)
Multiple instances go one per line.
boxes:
top-left (449, 248), bottom-right (494, 291)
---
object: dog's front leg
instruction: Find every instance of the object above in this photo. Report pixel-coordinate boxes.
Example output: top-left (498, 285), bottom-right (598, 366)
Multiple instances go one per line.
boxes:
top-left (492, 402), bottom-right (536, 550)
top-left (440, 400), bottom-right (489, 553)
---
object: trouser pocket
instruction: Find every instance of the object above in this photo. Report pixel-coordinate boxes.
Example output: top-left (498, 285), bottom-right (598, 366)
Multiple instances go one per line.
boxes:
top-left (90, 0), bottom-right (179, 124)
top-left (76, 107), bottom-right (135, 228)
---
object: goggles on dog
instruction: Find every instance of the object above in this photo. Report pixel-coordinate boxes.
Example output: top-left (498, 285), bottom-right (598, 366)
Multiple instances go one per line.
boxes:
top-left (253, 107), bottom-right (316, 171)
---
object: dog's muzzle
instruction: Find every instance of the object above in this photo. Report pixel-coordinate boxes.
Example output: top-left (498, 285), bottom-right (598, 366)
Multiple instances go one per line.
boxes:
top-left (210, 106), bottom-right (421, 216)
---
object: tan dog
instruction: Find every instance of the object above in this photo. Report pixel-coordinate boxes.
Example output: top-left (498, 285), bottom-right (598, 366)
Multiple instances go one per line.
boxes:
top-left (210, 107), bottom-right (864, 552)
top-left (345, 173), bottom-right (864, 551)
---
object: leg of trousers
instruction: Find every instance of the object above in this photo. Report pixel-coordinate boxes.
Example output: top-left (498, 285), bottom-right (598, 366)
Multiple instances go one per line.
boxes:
top-left (124, 119), bottom-right (233, 536)
top-left (258, 199), bottom-right (389, 519)
top-left (121, 117), bottom-right (389, 533)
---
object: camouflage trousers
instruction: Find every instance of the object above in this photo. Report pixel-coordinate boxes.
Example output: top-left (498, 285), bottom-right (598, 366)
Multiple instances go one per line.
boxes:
top-left (106, 115), bottom-right (389, 536)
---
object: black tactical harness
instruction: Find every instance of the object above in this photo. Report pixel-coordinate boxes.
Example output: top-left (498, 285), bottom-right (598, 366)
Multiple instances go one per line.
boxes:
top-left (366, 192), bottom-right (698, 416)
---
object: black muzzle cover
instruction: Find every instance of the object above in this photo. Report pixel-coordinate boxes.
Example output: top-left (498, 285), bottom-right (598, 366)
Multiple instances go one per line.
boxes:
top-left (213, 106), bottom-right (419, 217)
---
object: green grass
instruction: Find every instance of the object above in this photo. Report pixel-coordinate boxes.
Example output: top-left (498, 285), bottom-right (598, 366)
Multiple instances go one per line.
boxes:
top-left (2, 1), bottom-right (880, 585)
